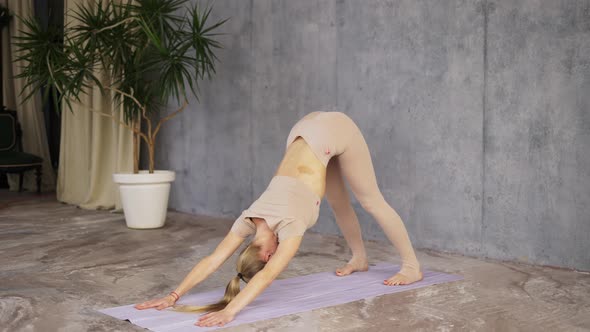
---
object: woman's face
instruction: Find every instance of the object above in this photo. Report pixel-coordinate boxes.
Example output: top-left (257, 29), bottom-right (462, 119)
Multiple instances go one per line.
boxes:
top-left (255, 233), bottom-right (279, 262)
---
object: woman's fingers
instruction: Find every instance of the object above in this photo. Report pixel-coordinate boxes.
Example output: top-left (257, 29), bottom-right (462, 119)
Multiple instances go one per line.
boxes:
top-left (135, 298), bottom-right (169, 310)
top-left (196, 317), bottom-right (210, 326)
top-left (198, 312), bottom-right (213, 321)
top-left (195, 311), bottom-right (233, 327)
top-left (196, 313), bottom-right (217, 326)
top-left (134, 300), bottom-right (155, 309)
top-left (206, 319), bottom-right (221, 327)
top-left (197, 316), bottom-right (214, 325)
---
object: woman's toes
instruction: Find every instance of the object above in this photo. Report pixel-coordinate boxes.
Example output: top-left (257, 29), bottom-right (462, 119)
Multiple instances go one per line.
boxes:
top-left (336, 260), bottom-right (369, 277)
top-left (335, 264), bottom-right (354, 276)
top-left (384, 271), bottom-right (422, 286)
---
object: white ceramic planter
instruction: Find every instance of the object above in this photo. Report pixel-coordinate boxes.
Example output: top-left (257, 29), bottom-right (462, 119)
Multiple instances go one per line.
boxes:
top-left (113, 170), bottom-right (176, 229)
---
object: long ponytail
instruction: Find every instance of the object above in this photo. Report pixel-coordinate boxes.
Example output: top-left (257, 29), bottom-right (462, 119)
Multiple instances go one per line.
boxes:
top-left (173, 244), bottom-right (266, 313)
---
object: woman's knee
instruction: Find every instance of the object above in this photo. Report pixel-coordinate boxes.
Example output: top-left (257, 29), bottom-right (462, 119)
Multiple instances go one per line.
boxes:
top-left (356, 194), bottom-right (389, 214)
top-left (327, 195), bottom-right (352, 213)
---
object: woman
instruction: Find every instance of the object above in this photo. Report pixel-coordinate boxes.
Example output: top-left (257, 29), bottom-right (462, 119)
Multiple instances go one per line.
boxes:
top-left (135, 112), bottom-right (422, 327)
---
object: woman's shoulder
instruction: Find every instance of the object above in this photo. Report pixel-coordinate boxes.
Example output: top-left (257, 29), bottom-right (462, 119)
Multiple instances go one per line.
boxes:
top-left (275, 218), bottom-right (307, 242)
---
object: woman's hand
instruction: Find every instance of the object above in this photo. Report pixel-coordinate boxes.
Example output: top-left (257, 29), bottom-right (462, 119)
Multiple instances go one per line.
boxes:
top-left (134, 294), bottom-right (176, 310)
top-left (195, 309), bottom-right (236, 327)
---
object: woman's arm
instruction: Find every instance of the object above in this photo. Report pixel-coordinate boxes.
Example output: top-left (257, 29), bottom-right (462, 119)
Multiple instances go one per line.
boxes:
top-left (196, 236), bottom-right (303, 327)
top-left (173, 231), bottom-right (246, 296)
top-left (135, 231), bottom-right (246, 310)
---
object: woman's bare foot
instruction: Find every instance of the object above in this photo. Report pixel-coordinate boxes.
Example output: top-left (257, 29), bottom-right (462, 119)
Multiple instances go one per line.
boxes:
top-left (335, 258), bottom-right (369, 276)
top-left (384, 269), bottom-right (423, 286)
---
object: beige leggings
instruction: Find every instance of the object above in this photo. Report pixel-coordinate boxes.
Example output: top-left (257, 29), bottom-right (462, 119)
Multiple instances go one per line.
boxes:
top-left (287, 112), bottom-right (420, 274)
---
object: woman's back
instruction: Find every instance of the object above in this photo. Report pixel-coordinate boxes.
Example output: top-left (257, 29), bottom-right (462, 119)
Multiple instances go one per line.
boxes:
top-left (275, 137), bottom-right (327, 198)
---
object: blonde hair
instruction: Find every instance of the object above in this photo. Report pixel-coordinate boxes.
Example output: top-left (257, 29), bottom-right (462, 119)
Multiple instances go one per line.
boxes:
top-left (173, 244), bottom-right (266, 313)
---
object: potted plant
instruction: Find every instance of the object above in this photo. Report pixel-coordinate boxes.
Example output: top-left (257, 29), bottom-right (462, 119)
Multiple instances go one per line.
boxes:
top-left (16, 0), bottom-right (226, 228)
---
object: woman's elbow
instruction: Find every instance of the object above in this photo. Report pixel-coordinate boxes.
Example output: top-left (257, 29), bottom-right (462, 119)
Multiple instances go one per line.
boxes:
top-left (256, 268), bottom-right (279, 284)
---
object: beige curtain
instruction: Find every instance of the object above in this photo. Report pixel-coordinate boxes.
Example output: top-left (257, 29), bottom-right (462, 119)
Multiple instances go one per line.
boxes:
top-left (57, 0), bottom-right (133, 210)
top-left (2, 0), bottom-right (56, 192)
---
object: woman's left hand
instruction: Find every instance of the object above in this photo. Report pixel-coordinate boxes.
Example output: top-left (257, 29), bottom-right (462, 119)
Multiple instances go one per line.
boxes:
top-left (195, 309), bottom-right (235, 327)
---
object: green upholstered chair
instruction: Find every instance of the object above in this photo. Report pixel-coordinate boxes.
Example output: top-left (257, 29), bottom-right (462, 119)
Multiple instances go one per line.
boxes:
top-left (0, 110), bottom-right (43, 193)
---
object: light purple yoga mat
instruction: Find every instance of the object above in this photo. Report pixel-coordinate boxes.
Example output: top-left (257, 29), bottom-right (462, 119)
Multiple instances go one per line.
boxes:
top-left (98, 263), bottom-right (462, 331)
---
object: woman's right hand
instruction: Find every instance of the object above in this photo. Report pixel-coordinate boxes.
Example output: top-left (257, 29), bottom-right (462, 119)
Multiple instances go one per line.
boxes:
top-left (134, 294), bottom-right (177, 310)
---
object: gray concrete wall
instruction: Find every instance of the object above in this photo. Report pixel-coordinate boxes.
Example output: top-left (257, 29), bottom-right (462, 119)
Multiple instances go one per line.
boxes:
top-left (155, 0), bottom-right (590, 270)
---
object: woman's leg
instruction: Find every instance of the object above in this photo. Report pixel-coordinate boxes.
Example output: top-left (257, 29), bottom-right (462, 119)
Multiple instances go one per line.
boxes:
top-left (325, 157), bottom-right (369, 276)
top-left (338, 131), bottom-right (422, 285)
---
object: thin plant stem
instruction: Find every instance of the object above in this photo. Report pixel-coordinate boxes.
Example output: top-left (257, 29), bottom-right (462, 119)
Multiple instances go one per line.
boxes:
top-left (105, 86), bottom-right (145, 112)
top-left (133, 119), bottom-right (140, 173)
top-left (106, 85), bottom-right (154, 147)
top-left (94, 16), bottom-right (136, 34)
top-left (46, 55), bottom-right (63, 95)
top-left (64, 96), bottom-right (149, 144)
top-left (152, 99), bottom-right (188, 139)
